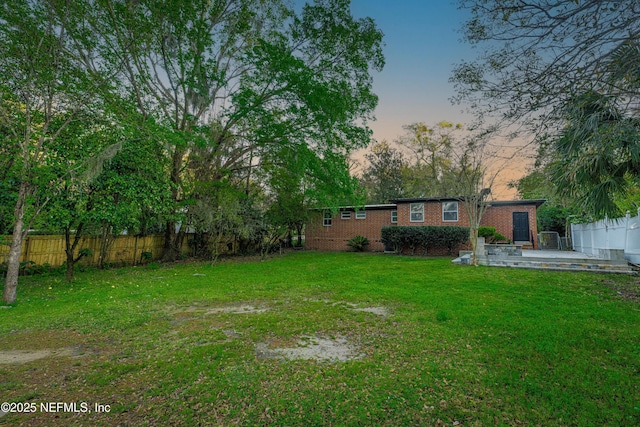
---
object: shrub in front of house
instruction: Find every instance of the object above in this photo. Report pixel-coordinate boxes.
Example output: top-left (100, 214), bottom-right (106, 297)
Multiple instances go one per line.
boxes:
top-left (381, 226), bottom-right (469, 255)
top-left (478, 226), bottom-right (510, 243)
top-left (347, 235), bottom-right (370, 252)
top-left (478, 226), bottom-right (496, 239)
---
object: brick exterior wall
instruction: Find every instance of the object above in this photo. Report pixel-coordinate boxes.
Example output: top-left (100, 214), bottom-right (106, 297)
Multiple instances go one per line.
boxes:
top-left (305, 207), bottom-right (395, 252)
top-left (396, 200), bottom-right (471, 227)
top-left (305, 199), bottom-right (542, 252)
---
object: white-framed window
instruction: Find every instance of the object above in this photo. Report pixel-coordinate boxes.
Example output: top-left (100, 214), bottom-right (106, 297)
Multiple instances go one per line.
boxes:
top-left (341, 211), bottom-right (351, 220)
top-left (355, 210), bottom-right (366, 219)
top-left (410, 203), bottom-right (424, 222)
top-left (391, 210), bottom-right (398, 223)
top-left (323, 211), bottom-right (332, 226)
top-left (442, 201), bottom-right (458, 222)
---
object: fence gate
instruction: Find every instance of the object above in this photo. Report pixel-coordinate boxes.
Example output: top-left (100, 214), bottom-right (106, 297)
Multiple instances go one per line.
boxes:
top-left (538, 231), bottom-right (561, 250)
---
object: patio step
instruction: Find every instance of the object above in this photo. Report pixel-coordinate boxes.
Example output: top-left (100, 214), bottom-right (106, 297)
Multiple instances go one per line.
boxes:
top-left (454, 253), bottom-right (636, 274)
top-left (513, 241), bottom-right (534, 250)
top-left (483, 256), bottom-right (636, 274)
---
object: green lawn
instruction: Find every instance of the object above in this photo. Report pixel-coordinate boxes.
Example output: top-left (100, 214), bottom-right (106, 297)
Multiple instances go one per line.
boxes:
top-left (0, 252), bottom-right (639, 426)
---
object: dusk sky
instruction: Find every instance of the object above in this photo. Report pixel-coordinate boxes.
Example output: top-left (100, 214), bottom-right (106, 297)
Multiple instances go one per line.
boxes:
top-left (350, 0), bottom-right (474, 143)
top-left (348, 1), bottom-right (524, 198)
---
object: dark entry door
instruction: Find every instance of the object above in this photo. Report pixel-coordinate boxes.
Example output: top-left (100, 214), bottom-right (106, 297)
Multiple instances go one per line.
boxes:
top-left (512, 212), bottom-right (530, 242)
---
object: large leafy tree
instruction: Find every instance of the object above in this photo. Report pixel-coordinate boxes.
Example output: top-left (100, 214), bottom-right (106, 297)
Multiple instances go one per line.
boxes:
top-left (187, 183), bottom-right (265, 261)
top-left (0, 112), bottom-right (19, 235)
top-left (1, 0), bottom-right (383, 302)
top-left (511, 91), bottom-right (640, 225)
top-left (452, 0), bottom-right (640, 129)
top-left (87, 134), bottom-right (172, 268)
top-left (360, 140), bottom-right (406, 203)
top-left (0, 1), bottom-right (101, 303)
top-left (451, 0), bottom-right (640, 216)
top-left (263, 150), bottom-right (311, 248)
top-left (549, 92), bottom-right (640, 218)
top-left (397, 121), bottom-right (464, 197)
top-left (75, 0), bottom-right (384, 261)
top-left (37, 116), bottom-right (124, 282)
top-left (448, 137), bottom-right (495, 266)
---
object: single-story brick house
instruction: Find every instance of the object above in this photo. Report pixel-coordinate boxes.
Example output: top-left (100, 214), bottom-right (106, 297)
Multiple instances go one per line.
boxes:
top-left (305, 197), bottom-right (545, 252)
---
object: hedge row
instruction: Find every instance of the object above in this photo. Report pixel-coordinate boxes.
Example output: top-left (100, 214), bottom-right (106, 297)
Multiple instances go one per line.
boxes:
top-left (381, 226), bottom-right (470, 255)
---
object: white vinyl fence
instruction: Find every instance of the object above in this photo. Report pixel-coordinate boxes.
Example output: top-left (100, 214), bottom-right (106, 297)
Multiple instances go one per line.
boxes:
top-left (571, 208), bottom-right (640, 264)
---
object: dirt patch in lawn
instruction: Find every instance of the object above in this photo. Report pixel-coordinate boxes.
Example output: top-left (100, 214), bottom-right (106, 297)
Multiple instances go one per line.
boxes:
top-left (256, 335), bottom-right (363, 362)
top-left (349, 306), bottom-right (389, 317)
top-left (0, 329), bottom-right (94, 364)
top-left (0, 347), bottom-right (84, 364)
top-left (303, 298), bottom-right (391, 317)
top-left (601, 278), bottom-right (640, 303)
top-left (203, 305), bottom-right (269, 314)
top-left (174, 304), bottom-right (269, 316)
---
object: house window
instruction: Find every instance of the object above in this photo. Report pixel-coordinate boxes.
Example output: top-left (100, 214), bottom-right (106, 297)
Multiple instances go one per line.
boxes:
top-left (355, 210), bottom-right (366, 219)
top-left (410, 203), bottom-right (424, 222)
top-left (442, 201), bottom-right (458, 222)
top-left (341, 211), bottom-right (351, 220)
top-left (391, 210), bottom-right (398, 223)
top-left (323, 211), bottom-right (332, 226)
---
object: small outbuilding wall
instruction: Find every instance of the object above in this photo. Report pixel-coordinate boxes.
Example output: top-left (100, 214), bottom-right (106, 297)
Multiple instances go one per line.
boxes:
top-left (480, 202), bottom-right (540, 247)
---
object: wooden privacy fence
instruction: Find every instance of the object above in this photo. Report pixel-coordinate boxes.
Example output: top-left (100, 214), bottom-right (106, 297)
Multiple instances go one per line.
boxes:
top-left (0, 234), bottom-right (191, 267)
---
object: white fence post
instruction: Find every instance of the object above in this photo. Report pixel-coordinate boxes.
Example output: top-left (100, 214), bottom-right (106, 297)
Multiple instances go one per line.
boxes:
top-left (626, 209), bottom-right (640, 264)
top-left (625, 211), bottom-right (630, 253)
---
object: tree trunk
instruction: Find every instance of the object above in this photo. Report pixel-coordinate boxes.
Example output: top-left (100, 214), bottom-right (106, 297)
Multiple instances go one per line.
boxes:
top-left (65, 250), bottom-right (75, 283)
top-left (65, 228), bottom-right (76, 283)
top-left (162, 221), bottom-right (175, 261)
top-left (296, 224), bottom-right (303, 247)
top-left (98, 224), bottom-right (114, 269)
top-left (470, 226), bottom-right (479, 267)
top-left (210, 232), bottom-right (223, 263)
top-left (175, 228), bottom-right (185, 258)
top-left (64, 223), bottom-right (84, 283)
top-left (162, 148), bottom-right (186, 261)
top-left (4, 220), bottom-right (24, 305)
top-left (162, 221), bottom-right (181, 262)
top-left (3, 181), bottom-right (29, 304)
